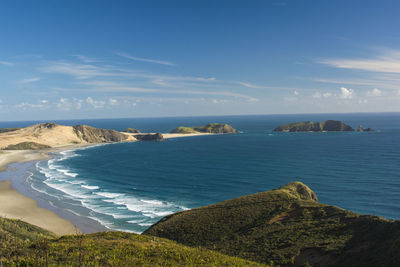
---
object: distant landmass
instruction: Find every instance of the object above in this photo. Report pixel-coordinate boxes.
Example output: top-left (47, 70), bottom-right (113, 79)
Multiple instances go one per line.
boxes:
top-left (273, 120), bottom-right (355, 132)
top-left (171, 123), bottom-right (238, 134)
top-left (144, 182), bottom-right (400, 266)
top-left (0, 122), bottom-right (233, 150)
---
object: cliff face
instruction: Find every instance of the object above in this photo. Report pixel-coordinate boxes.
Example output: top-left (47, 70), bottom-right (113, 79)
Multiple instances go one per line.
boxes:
top-left (144, 182), bottom-right (400, 266)
top-left (274, 120), bottom-right (354, 132)
top-left (73, 125), bottom-right (130, 143)
top-left (171, 123), bottom-right (238, 134)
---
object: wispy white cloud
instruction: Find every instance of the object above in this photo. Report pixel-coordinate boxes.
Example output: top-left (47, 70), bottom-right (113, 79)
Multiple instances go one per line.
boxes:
top-left (367, 88), bottom-right (382, 97)
top-left (312, 91), bottom-right (333, 99)
top-left (18, 77), bottom-right (41, 84)
top-left (319, 49), bottom-right (400, 73)
top-left (14, 101), bottom-right (48, 110)
top-left (57, 98), bottom-right (83, 111)
top-left (0, 61), bottom-right (14, 66)
top-left (73, 55), bottom-right (102, 63)
top-left (117, 52), bottom-right (175, 66)
top-left (39, 62), bottom-right (116, 79)
top-left (340, 87), bottom-right (355, 99)
top-left (236, 81), bottom-right (265, 89)
top-left (109, 98), bottom-right (120, 106)
top-left (86, 97), bottom-right (106, 109)
top-left (81, 80), bottom-right (259, 101)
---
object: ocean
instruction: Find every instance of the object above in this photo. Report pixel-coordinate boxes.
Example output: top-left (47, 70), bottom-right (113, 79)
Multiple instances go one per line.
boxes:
top-left (2, 113), bottom-right (400, 233)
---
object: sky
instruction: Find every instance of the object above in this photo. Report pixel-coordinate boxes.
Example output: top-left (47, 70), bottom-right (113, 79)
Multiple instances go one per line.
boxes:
top-left (0, 0), bottom-right (400, 121)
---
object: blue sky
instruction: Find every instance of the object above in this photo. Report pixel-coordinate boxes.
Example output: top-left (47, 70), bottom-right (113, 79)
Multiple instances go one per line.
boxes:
top-left (1, 0), bottom-right (400, 121)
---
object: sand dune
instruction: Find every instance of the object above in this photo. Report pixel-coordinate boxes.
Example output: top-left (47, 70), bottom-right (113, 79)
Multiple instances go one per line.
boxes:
top-left (0, 123), bottom-right (138, 150)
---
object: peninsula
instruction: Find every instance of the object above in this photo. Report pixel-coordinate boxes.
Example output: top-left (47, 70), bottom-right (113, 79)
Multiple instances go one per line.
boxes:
top-left (0, 122), bottom-right (236, 150)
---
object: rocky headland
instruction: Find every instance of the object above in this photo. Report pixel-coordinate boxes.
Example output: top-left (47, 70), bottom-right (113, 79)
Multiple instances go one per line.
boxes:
top-left (144, 182), bottom-right (400, 266)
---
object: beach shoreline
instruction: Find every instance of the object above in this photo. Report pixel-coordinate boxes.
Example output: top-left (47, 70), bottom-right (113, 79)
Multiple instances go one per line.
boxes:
top-left (0, 132), bottom-right (213, 235)
top-left (0, 145), bottom-right (99, 235)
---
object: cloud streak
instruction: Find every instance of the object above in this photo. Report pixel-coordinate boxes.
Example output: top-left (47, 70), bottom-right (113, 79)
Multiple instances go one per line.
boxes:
top-left (19, 77), bottom-right (41, 84)
top-left (0, 61), bottom-right (14, 66)
top-left (117, 52), bottom-right (175, 66)
top-left (319, 49), bottom-right (400, 74)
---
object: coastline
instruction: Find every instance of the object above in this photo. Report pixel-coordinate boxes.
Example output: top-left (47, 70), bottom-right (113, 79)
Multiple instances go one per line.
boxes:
top-left (0, 132), bottom-right (214, 235)
top-left (0, 149), bottom-right (80, 235)
top-left (0, 144), bottom-right (111, 235)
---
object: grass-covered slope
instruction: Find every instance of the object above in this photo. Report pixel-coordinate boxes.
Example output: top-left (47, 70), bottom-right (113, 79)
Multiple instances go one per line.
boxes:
top-left (144, 182), bottom-right (400, 266)
top-left (3, 141), bottom-right (51, 150)
top-left (171, 123), bottom-right (238, 134)
top-left (0, 218), bottom-right (265, 266)
top-left (0, 128), bottom-right (20, 133)
top-left (0, 217), bottom-right (56, 260)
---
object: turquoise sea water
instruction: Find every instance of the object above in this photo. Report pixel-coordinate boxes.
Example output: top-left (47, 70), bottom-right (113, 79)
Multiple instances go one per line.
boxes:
top-left (1, 113), bottom-right (400, 233)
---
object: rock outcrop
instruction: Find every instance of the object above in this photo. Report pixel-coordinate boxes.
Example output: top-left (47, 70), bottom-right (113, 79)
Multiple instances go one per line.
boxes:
top-left (273, 120), bottom-right (354, 132)
top-left (171, 123), bottom-right (238, 134)
top-left (73, 125), bottom-right (130, 143)
top-left (145, 182), bottom-right (400, 266)
top-left (123, 128), bottom-right (141, 133)
top-left (134, 133), bottom-right (164, 141)
top-left (357, 125), bottom-right (374, 132)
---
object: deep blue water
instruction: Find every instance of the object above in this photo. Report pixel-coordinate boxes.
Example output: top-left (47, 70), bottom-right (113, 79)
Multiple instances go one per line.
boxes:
top-left (2, 113), bottom-right (400, 233)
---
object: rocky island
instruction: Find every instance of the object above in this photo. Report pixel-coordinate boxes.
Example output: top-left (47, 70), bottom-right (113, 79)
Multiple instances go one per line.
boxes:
top-left (273, 120), bottom-right (355, 132)
top-left (357, 125), bottom-right (375, 132)
top-left (171, 123), bottom-right (238, 134)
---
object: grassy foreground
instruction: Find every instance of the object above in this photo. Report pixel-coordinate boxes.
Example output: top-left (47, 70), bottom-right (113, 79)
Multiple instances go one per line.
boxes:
top-left (145, 182), bottom-right (400, 266)
top-left (0, 218), bottom-right (266, 266)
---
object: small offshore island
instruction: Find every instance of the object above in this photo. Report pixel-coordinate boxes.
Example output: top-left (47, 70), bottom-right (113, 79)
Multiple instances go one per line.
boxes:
top-left (274, 120), bottom-right (374, 132)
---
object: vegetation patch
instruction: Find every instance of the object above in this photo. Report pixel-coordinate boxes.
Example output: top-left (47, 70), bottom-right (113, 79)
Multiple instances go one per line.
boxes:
top-left (3, 142), bottom-right (51, 150)
top-left (0, 218), bottom-right (266, 266)
top-left (145, 182), bottom-right (400, 266)
top-left (123, 128), bottom-right (141, 133)
top-left (0, 128), bottom-right (20, 133)
top-left (171, 123), bottom-right (238, 134)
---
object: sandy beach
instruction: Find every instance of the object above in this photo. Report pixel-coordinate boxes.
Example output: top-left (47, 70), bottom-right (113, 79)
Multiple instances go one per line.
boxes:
top-left (0, 149), bottom-right (81, 235)
top-left (0, 131), bottom-right (213, 236)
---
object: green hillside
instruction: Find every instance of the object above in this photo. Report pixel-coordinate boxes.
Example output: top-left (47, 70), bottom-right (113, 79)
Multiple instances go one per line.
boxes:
top-left (144, 182), bottom-right (400, 266)
top-left (0, 218), bottom-right (265, 266)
